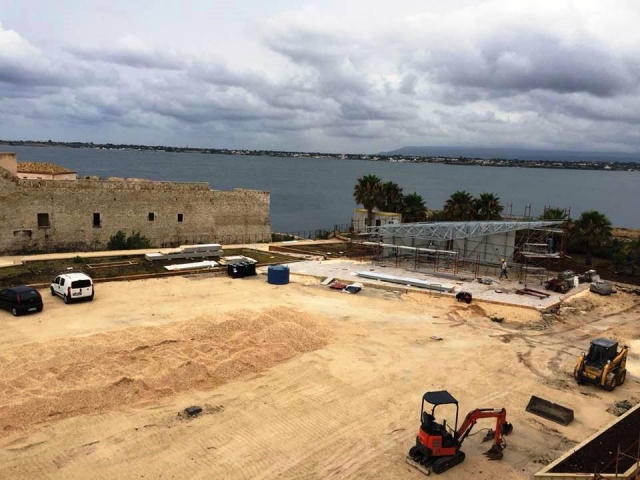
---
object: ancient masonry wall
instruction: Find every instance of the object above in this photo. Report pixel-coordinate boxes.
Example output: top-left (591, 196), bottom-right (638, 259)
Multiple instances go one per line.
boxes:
top-left (0, 167), bottom-right (270, 253)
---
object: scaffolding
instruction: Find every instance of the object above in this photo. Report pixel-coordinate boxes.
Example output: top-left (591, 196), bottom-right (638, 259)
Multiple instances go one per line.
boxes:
top-left (515, 226), bottom-right (568, 284)
top-left (351, 220), bottom-right (567, 281)
top-left (359, 241), bottom-right (459, 275)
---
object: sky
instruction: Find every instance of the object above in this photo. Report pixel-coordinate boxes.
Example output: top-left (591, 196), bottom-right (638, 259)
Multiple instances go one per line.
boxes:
top-left (2, 0), bottom-right (640, 154)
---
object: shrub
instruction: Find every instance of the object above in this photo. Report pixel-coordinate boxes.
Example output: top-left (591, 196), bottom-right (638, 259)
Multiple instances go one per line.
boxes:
top-left (107, 230), bottom-right (153, 250)
top-left (126, 231), bottom-right (153, 249)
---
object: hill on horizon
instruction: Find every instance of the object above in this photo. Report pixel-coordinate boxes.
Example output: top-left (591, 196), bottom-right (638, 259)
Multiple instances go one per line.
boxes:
top-left (381, 146), bottom-right (640, 163)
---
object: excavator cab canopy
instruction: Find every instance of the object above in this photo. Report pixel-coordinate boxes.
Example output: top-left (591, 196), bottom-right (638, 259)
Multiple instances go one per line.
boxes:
top-left (422, 390), bottom-right (459, 406)
top-left (586, 338), bottom-right (619, 368)
top-left (421, 390), bottom-right (460, 433)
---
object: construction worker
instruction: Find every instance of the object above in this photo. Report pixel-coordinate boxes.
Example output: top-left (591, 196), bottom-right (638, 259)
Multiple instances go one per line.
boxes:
top-left (500, 258), bottom-right (508, 279)
top-left (546, 235), bottom-right (554, 253)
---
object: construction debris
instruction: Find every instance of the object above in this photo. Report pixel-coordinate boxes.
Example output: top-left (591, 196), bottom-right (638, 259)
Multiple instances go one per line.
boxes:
top-left (185, 405), bottom-right (202, 416)
top-left (607, 399), bottom-right (639, 417)
top-left (329, 281), bottom-right (363, 294)
top-left (455, 291), bottom-right (473, 303)
top-left (516, 287), bottom-right (551, 299)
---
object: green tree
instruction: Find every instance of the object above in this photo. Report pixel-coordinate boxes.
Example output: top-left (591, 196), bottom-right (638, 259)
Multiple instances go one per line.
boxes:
top-left (353, 174), bottom-right (383, 227)
top-left (402, 192), bottom-right (428, 223)
top-left (474, 193), bottom-right (504, 220)
top-left (540, 206), bottom-right (569, 220)
top-left (443, 190), bottom-right (475, 221)
top-left (571, 210), bottom-right (613, 266)
top-left (377, 181), bottom-right (404, 213)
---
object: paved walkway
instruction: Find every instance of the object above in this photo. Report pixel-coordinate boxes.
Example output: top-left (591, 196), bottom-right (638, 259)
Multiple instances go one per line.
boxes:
top-left (0, 239), bottom-right (346, 268)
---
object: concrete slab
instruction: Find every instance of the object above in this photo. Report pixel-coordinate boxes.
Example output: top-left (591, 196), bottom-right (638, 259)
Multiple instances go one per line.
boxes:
top-left (281, 259), bottom-right (582, 310)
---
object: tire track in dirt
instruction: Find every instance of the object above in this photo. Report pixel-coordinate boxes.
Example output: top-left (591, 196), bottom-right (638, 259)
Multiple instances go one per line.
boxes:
top-left (212, 337), bottom-right (411, 480)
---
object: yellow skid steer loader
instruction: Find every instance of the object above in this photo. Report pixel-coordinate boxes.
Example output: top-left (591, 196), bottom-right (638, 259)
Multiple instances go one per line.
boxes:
top-left (574, 338), bottom-right (628, 391)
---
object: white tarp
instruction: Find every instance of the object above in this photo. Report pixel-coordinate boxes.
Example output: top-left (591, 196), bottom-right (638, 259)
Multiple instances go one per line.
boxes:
top-left (164, 260), bottom-right (219, 271)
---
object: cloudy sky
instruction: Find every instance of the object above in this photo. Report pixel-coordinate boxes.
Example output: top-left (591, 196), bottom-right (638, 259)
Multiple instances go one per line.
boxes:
top-left (2, 0), bottom-right (640, 153)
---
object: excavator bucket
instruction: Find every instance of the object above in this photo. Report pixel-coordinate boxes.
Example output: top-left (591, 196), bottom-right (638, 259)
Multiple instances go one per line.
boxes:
top-left (525, 395), bottom-right (574, 426)
top-left (484, 443), bottom-right (504, 460)
top-left (481, 423), bottom-right (513, 443)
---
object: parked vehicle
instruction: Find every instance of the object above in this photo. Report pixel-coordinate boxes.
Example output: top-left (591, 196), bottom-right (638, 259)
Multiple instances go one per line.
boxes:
top-left (0, 286), bottom-right (44, 316)
top-left (51, 273), bottom-right (94, 303)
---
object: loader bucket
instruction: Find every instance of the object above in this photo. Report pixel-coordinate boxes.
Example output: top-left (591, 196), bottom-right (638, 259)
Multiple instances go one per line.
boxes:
top-left (525, 395), bottom-right (574, 426)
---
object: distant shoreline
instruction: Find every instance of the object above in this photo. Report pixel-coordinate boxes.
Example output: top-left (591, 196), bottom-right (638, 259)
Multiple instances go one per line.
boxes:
top-left (1, 140), bottom-right (638, 172)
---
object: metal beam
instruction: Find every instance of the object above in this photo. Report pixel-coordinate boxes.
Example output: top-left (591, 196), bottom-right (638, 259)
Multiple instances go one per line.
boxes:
top-left (366, 221), bottom-right (564, 241)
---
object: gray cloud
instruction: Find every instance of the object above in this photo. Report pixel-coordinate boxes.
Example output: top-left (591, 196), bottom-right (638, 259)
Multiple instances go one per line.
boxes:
top-left (68, 45), bottom-right (185, 71)
top-left (2, 3), bottom-right (640, 153)
top-left (418, 31), bottom-right (638, 98)
top-left (0, 23), bottom-right (118, 93)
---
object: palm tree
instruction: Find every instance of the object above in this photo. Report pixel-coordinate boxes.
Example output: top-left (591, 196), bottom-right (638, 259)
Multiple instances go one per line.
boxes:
top-left (377, 181), bottom-right (404, 213)
top-left (402, 192), bottom-right (427, 223)
top-left (474, 193), bottom-right (504, 220)
top-left (443, 190), bottom-right (475, 221)
top-left (571, 210), bottom-right (613, 266)
top-left (353, 174), bottom-right (382, 227)
top-left (540, 206), bottom-right (568, 220)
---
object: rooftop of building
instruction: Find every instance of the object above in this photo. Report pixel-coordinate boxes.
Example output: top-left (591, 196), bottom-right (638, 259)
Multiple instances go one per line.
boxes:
top-left (17, 162), bottom-right (76, 174)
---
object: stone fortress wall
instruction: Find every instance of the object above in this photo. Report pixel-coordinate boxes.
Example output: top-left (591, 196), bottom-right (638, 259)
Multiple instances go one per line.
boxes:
top-left (0, 153), bottom-right (271, 253)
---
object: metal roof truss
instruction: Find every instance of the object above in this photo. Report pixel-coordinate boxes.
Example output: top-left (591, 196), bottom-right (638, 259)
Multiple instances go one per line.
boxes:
top-left (367, 221), bottom-right (563, 241)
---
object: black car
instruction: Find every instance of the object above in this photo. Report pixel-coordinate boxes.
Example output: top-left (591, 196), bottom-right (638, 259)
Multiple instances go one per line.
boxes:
top-left (0, 286), bottom-right (44, 316)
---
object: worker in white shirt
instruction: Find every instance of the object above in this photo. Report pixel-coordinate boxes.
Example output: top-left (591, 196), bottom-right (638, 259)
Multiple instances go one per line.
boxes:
top-left (500, 258), bottom-right (508, 279)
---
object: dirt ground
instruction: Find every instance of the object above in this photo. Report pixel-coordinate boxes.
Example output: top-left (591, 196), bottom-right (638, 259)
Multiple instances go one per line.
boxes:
top-left (0, 270), bottom-right (639, 479)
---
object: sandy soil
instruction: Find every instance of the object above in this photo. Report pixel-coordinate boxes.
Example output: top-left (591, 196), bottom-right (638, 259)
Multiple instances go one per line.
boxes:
top-left (612, 227), bottom-right (640, 241)
top-left (0, 273), bottom-right (639, 480)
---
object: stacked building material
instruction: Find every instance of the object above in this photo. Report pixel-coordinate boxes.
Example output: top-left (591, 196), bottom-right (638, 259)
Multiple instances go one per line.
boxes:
top-left (145, 244), bottom-right (224, 261)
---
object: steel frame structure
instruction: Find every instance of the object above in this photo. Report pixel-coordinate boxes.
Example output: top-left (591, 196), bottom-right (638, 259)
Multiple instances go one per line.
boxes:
top-left (365, 221), bottom-right (564, 241)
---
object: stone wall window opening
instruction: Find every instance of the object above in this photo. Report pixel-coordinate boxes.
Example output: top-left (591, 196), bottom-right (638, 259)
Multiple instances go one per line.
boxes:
top-left (178, 213), bottom-right (184, 223)
top-left (148, 212), bottom-right (155, 222)
top-left (93, 213), bottom-right (101, 228)
top-left (37, 213), bottom-right (50, 228)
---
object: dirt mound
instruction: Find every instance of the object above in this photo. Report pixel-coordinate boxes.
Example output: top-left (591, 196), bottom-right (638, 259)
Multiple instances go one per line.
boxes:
top-left (0, 307), bottom-right (331, 432)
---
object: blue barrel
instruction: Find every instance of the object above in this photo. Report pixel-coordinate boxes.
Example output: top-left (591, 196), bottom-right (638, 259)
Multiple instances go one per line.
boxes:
top-left (268, 265), bottom-right (290, 285)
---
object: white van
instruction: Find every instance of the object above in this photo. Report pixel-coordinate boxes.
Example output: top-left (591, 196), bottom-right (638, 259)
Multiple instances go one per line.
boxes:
top-left (50, 273), bottom-right (94, 303)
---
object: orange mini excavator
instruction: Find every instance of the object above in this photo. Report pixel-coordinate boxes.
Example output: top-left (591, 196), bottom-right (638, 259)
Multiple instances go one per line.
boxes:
top-left (406, 390), bottom-right (513, 475)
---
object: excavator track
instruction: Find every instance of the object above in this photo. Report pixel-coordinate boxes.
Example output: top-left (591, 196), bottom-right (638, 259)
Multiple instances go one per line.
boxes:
top-left (406, 446), bottom-right (436, 476)
top-left (432, 451), bottom-right (465, 474)
top-left (406, 448), bottom-right (466, 476)
top-left (406, 455), bottom-right (433, 476)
